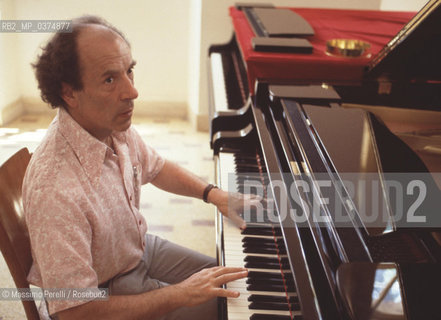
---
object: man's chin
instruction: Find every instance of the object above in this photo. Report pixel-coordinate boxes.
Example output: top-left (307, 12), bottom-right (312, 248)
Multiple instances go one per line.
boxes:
top-left (115, 119), bottom-right (132, 132)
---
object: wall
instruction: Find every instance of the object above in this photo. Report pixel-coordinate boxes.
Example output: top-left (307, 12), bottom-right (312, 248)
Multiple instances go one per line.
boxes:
top-left (188, 0), bottom-right (202, 126)
top-left (381, 0), bottom-right (428, 10)
top-left (0, 0), bottom-right (191, 122)
top-left (0, 0), bottom-right (22, 124)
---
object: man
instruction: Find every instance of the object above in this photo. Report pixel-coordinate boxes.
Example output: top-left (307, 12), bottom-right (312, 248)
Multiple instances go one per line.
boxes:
top-left (24, 16), bottom-right (256, 319)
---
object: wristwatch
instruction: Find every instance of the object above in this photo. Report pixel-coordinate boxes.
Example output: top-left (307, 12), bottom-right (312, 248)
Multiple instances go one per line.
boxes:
top-left (203, 184), bottom-right (218, 203)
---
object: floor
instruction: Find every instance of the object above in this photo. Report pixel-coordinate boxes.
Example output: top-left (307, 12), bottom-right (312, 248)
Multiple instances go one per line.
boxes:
top-left (0, 112), bottom-right (216, 319)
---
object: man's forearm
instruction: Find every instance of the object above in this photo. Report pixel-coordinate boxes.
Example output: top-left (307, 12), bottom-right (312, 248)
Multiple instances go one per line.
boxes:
top-left (151, 160), bottom-right (210, 200)
top-left (57, 284), bottom-right (186, 320)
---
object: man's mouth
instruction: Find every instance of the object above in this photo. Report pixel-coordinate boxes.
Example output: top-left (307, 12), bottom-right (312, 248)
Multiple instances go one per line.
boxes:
top-left (119, 108), bottom-right (133, 117)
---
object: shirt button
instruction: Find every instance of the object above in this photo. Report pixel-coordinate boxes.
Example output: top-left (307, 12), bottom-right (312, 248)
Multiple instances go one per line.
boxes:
top-left (129, 195), bottom-right (133, 201)
top-left (142, 241), bottom-right (145, 247)
top-left (138, 219), bottom-right (142, 226)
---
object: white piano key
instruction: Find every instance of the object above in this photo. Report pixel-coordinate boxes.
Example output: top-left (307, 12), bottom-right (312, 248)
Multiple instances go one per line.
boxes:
top-left (219, 152), bottom-right (238, 193)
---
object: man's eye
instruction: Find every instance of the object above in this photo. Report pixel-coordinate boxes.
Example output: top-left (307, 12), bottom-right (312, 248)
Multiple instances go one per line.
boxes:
top-left (128, 67), bottom-right (134, 74)
top-left (105, 77), bottom-right (114, 84)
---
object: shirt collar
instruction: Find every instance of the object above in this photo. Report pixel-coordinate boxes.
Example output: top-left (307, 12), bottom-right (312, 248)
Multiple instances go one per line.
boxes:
top-left (57, 108), bottom-right (112, 185)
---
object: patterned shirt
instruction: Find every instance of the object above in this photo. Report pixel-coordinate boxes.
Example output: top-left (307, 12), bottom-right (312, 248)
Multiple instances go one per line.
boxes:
top-left (23, 108), bottom-right (164, 315)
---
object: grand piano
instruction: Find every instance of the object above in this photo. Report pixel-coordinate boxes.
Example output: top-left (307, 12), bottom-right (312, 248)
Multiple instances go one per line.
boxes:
top-left (208, 1), bottom-right (441, 319)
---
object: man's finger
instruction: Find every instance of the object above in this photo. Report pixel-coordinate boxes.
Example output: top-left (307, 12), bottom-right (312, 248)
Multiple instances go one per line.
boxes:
top-left (245, 199), bottom-right (264, 208)
top-left (229, 212), bottom-right (246, 229)
top-left (213, 287), bottom-right (241, 298)
top-left (212, 266), bottom-right (247, 277)
top-left (207, 266), bottom-right (224, 273)
top-left (243, 193), bottom-right (262, 201)
top-left (215, 270), bottom-right (248, 286)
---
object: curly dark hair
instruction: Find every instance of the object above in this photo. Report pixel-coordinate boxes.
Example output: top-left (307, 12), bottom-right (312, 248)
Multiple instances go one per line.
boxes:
top-left (33, 15), bottom-right (129, 109)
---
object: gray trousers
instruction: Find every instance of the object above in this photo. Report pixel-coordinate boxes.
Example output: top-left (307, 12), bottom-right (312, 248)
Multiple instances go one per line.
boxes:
top-left (107, 234), bottom-right (218, 320)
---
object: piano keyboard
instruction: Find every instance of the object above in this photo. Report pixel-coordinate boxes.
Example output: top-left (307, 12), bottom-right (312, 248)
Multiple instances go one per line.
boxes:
top-left (218, 152), bottom-right (303, 320)
top-left (209, 46), bottom-right (248, 115)
top-left (210, 53), bottom-right (229, 112)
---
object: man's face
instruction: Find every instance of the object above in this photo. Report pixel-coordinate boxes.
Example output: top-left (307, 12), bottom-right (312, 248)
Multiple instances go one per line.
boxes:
top-left (66, 25), bottom-right (138, 141)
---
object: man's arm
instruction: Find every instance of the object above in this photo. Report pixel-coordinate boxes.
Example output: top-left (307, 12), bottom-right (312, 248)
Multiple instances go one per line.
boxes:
top-left (57, 266), bottom-right (247, 320)
top-left (150, 160), bottom-right (211, 200)
top-left (151, 160), bottom-right (261, 228)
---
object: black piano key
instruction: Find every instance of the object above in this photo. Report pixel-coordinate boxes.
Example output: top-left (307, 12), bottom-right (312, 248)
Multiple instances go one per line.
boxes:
top-left (247, 277), bottom-right (284, 285)
top-left (241, 228), bottom-right (275, 236)
top-left (247, 283), bottom-right (286, 292)
top-left (245, 256), bottom-right (278, 263)
top-left (243, 246), bottom-right (280, 255)
top-left (248, 272), bottom-right (283, 282)
top-left (243, 243), bottom-right (287, 252)
top-left (242, 236), bottom-right (285, 246)
top-left (245, 261), bottom-right (280, 269)
top-left (235, 158), bottom-right (259, 163)
top-left (248, 271), bottom-right (293, 281)
top-left (243, 238), bottom-right (279, 246)
top-left (237, 183), bottom-right (261, 191)
top-left (248, 294), bottom-right (299, 304)
top-left (241, 226), bottom-right (282, 236)
top-left (235, 159), bottom-right (266, 171)
top-left (247, 276), bottom-right (297, 292)
top-left (237, 188), bottom-right (265, 197)
top-left (244, 256), bottom-right (290, 265)
top-left (243, 244), bottom-right (285, 252)
top-left (244, 246), bottom-right (286, 255)
top-left (250, 314), bottom-right (292, 320)
top-left (242, 241), bottom-right (277, 249)
top-left (249, 301), bottom-right (290, 311)
top-left (235, 166), bottom-right (262, 174)
top-left (246, 278), bottom-right (296, 292)
top-left (243, 242), bottom-right (277, 249)
top-left (235, 172), bottom-right (259, 177)
top-left (244, 256), bottom-right (290, 269)
top-left (236, 175), bottom-right (260, 181)
top-left (235, 165), bottom-right (260, 172)
top-left (291, 302), bottom-right (301, 311)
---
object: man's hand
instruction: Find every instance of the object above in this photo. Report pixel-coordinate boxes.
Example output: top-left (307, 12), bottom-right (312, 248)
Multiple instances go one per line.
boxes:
top-left (176, 266), bottom-right (248, 307)
top-left (207, 188), bottom-right (262, 229)
top-left (57, 266), bottom-right (247, 320)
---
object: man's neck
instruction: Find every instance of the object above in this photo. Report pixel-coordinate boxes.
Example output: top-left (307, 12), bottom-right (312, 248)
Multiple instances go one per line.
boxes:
top-left (64, 107), bottom-right (112, 142)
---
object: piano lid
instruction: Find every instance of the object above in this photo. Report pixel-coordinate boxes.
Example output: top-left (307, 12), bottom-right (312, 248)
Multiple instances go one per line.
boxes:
top-left (302, 104), bottom-right (441, 235)
top-left (365, 0), bottom-right (441, 82)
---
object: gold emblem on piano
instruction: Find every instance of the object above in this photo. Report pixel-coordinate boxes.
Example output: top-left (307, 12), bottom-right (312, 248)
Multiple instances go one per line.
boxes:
top-left (326, 39), bottom-right (371, 58)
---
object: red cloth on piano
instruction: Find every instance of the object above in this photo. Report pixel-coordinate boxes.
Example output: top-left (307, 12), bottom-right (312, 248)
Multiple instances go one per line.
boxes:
top-left (230, 7), bottom-right (416, 93)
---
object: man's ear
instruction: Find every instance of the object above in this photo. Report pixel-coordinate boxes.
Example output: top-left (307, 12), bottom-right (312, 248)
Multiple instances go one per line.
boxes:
top-left (61, 83), bottom-right (78, 109)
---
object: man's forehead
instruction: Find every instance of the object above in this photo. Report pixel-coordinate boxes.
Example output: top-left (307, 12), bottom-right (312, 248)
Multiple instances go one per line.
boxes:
top-left (76, 25), bottom-right (133, 72)
top-left (77, 24), bottom-right (121, 43)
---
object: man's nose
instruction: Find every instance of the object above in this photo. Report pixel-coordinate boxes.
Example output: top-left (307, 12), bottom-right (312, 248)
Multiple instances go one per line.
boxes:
top-left (121, 75), bottom-right (138, 100)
